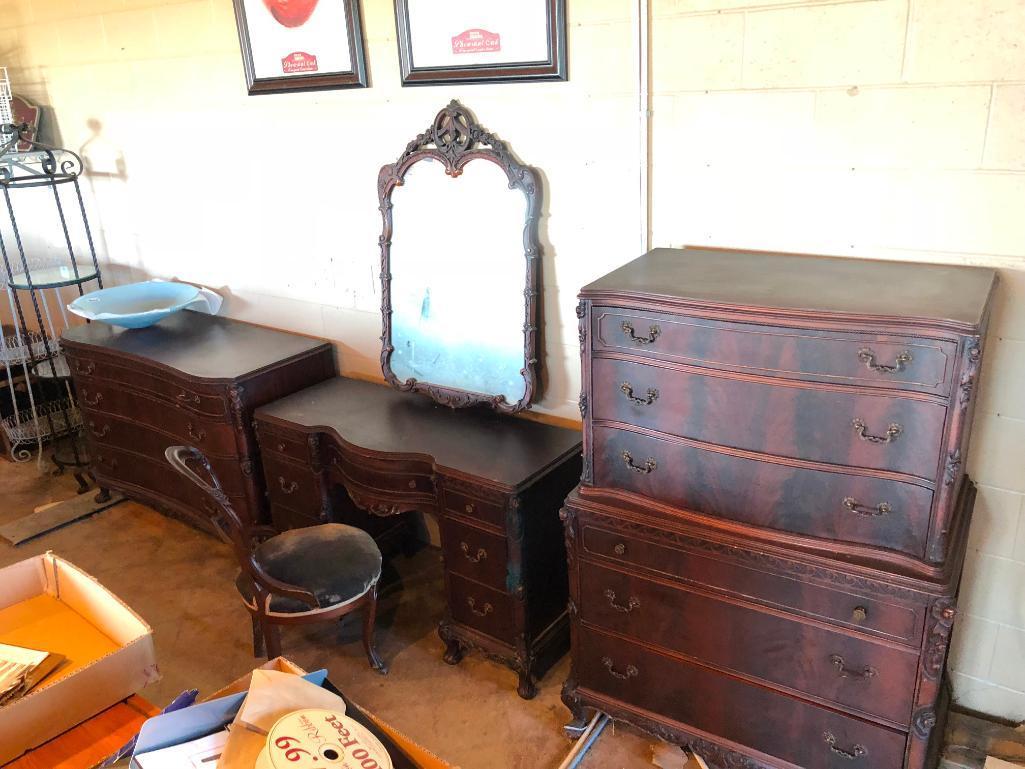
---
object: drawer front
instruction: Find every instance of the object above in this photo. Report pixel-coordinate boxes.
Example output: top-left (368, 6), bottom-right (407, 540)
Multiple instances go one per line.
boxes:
top-left (69, 353), bottom-right (227, 418)
top-left (594, 426), bottom-right (933, 559)
top-left (325, 446), bottom-right (435, 497)
top-left (593, 308), bottom-right (955, 395)
top-left (263, 454), bottom-right (324, 513)
top-left (441, 487), bottom-right (507, 530)
top-left (448, 572), bottom-right (515, 643)
top-left (579, 561), bottom-right (918, 725)
top-left (78, 385), bottom-right (237, 456)
top-left (580, 521), bottom-right (922, 644)
top-left (441, 517), bottom-right (509, 591)
top-left (577, 627), bottom-right (907, 769)
top-left (91, 444), bottom-right (247, 522)
top-left (258, 424), bottom-right (311, 465)
top-left (271, 502), bottom-right (328, 531)
top-left (82, 413), bottom-right (248, 495)
top-left (593, 356), bottom-right (947, 481)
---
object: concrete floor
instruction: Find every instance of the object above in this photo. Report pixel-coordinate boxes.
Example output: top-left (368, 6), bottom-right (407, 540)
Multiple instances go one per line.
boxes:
top-left (0, 459), bottom-right (656, 769)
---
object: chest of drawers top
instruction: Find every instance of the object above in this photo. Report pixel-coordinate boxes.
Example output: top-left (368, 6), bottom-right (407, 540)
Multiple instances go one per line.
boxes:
top-left (61, 309), bottom-right (332, 381)
top-left (578, 248), bottom-right (997, 565)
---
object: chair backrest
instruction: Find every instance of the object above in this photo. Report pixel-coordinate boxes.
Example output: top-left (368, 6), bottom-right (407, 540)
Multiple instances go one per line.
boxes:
top-left (165, 445), bottom-right (318, 611)
top-left (164, 445), bottom-right (249, 558)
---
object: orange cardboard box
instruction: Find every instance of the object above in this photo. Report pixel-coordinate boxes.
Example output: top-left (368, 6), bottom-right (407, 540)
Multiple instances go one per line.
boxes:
top-left (0, 552), bottom-right (159, 764)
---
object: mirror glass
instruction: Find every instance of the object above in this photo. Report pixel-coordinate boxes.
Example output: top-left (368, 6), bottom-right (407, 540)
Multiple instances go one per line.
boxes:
top-left (388, 157), bottom-right (529, 405)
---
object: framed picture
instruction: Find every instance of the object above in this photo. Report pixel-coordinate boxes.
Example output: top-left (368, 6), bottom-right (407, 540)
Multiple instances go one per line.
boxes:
top-left (231, 0), bottom-right (368, 94)
top-left (394, 0), bottom-right (567, 86)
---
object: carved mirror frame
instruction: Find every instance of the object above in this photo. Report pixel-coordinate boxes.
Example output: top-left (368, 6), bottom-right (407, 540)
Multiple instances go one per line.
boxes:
top-left (377, 100), bottom-right (541, 413)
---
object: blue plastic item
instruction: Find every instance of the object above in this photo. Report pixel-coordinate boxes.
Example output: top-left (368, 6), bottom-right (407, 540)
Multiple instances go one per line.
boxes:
top-left (67, 281), bottom-right (216, 329)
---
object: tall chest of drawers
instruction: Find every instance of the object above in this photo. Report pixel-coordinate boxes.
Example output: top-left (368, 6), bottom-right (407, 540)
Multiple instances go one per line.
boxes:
top-left (62, 311), bottom-right (334, 529)
top-left (563, 248), bottom-right (997, 769)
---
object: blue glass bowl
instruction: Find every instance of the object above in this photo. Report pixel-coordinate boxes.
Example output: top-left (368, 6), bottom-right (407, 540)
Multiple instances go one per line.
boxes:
top-left (68, 282), bottom-right (205, 329)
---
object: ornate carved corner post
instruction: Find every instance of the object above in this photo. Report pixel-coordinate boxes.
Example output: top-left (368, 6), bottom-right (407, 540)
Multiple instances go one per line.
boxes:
top-left (577, 300), bottom-right (594, 485)
top-left (905, 597), bottom-right (957, 767)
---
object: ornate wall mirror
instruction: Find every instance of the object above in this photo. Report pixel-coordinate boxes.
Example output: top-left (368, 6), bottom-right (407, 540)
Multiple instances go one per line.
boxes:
top-left (378, 101), bottom-right (540, 413)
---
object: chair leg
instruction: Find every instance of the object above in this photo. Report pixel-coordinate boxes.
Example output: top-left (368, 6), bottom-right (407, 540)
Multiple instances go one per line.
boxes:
top-left (263, 621), bottom-right (282, 660)
top-left (362, 585), bottom-right (388, 675)
top-left (251, 613), bottom-right (265, 658)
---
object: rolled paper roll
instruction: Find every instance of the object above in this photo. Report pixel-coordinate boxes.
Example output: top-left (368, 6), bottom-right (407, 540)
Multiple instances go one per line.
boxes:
top-left (257, 709), bottom-right (393, 769)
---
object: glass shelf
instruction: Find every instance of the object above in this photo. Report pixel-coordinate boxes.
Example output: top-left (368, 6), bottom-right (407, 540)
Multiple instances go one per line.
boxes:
top-left (6, 263), bottom-right (99, 290)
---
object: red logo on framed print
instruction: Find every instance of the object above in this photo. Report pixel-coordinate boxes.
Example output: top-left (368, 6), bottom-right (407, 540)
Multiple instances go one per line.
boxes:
top-left (451, 29), bottom-right (501, 55)
top-left (282, 51), bottom-right (319, 73)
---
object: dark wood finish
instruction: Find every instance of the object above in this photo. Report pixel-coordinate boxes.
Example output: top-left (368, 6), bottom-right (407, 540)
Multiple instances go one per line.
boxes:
top-left (166, 446), bottom-right (386, 673)
top-left (230, 0), bottom-right (368, 94)
top-left (567, 247), bottom-right (996, 769)
top-left (393, 0), bottom-right (567, 86)
top-left (62, 310), bottom-right (334, 528)
top-left (254, 376), bottom-right (581, 698)
top-left (378, 101), bottom-right (540, 413)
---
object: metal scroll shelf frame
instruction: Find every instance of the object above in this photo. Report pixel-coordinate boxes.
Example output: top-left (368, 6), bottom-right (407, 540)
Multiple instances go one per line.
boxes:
top-left (0, 113), bottom-right (104, 487)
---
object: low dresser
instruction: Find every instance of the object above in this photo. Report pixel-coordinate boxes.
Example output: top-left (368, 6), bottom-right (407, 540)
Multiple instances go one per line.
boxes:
top-left (565, 247), bottom-right (997, 769)
top-left (62, 310), bottom-right (334, 528)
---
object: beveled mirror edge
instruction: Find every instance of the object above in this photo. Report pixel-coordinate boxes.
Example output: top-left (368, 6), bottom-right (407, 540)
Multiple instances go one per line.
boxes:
top-left (377, 100), bottom-right (541, 414)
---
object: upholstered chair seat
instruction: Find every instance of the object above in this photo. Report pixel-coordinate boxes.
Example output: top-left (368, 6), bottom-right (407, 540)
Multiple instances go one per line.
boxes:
top-left (236, 524), bottom-right (382, 614)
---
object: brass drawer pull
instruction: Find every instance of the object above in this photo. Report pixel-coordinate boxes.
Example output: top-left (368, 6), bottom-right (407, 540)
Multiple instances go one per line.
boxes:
top-left (95, 454), bottom-right (118, 470)
top-left (81, 389), bottom-right (103, 407)
top-left (187, 423), bottom-right (206, 442)
top-left (851, 419), bottom-right (902, 444)
top-left (621, 321), bottom-right (660, 345)
top-left (823, 732), bottom-right (866, 761)
top-left (176, 390), bottom-right (201, 406)
top-left (858, 347), bottom-right (912, 374)
top-left (622, 451), bottom-right (656, 474)
top-left (604, 589), bottom-right (640, 613)
top-left (851, 606), bottom-right (868, 623)
top-left (613, 543), bottom-right (627, 556)
top-left (602, 657), bottom-right (638, 680)
top-left (466, 597), bottom-right (493, 617)
top-left (88, 421), bottom-right (110, 439)
top-left (464, 502), bottom-right (476, 514)
top-left (276, 442), bottom-right (287, 452)
top-left (75, 360), bottom-right (95, 376)
top-left (460, 543), bottom-right (487, 563)
top-left (279, 477), bottom-right (299, 495)
top-left (621, 382), bottom-right (659, 406)
top-left (843, 497), bottom-right (891, 517)
top-left (830, 654), bottom-right (877, 680)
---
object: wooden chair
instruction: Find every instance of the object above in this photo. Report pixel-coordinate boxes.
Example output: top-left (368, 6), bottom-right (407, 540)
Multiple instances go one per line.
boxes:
top-left (164, 445), bottom-right (387, 673)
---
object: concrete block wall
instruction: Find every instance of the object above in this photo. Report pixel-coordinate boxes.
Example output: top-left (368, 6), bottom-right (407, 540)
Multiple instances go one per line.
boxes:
top-left (1, 0), bottom-right (1024, 719)
top-left (651, 0), bottom-right (1025, 719)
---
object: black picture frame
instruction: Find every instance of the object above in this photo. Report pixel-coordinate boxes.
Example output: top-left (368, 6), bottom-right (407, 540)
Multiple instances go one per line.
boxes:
top-left (231, 0), bottom-right (369, 95)
top-left (394, 0), bottom-right (567, 86)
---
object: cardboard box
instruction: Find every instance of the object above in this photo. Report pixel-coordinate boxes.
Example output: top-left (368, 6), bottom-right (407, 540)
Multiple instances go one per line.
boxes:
top-left (0, 552), bottom-right (159, 764)
top-left (132, 658), bottom-right (454, 769)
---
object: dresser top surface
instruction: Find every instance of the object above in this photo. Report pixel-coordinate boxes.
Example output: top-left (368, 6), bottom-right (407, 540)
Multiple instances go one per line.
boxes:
top-left (61, 310), bottom-right (331, 380)
top-left (256, 377), bottom-right (582, 487)
top-left (582, 248), bottom-right (997, 328)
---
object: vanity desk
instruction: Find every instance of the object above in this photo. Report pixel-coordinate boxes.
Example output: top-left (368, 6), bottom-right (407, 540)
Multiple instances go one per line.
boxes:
top-left (254, 376), bottom-right (581, 698)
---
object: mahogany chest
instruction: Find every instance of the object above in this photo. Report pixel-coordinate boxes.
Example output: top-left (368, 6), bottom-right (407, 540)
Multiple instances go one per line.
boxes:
top-left (564, 248), bottom-right (997, 769)
top-left (62, 310), bottom-right (334, 528)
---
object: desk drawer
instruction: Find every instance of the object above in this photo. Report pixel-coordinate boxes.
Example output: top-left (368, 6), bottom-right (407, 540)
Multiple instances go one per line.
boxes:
top-left (263, 455), bottom-right (323, 513)
top-left (448, 572), bottom-right (514, 643)
top-left (441, 517), bottom-right (509, 591)
top-left (78, 385), bottom-right (237, 456)
top-left (325, 446), bottom-right (434, 497)
top-left (594, 425), bottom-right (933, 559)
top-left (441, 486), bottom-right (507, 530)
top-left (593, 356), bottom-right (947, 481)
top-left (579, 517), bottom-right (922, 644)
top-left (576, 627), bottom-right (908, 769)
top-left (69, 353), bottom-right (227, 418)
top-left (258, 424), bottom-right (311, 465)
top-left (578, 561), bottom-right (918, 725)
top-left (593, 308), bottom-right (955, 395)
